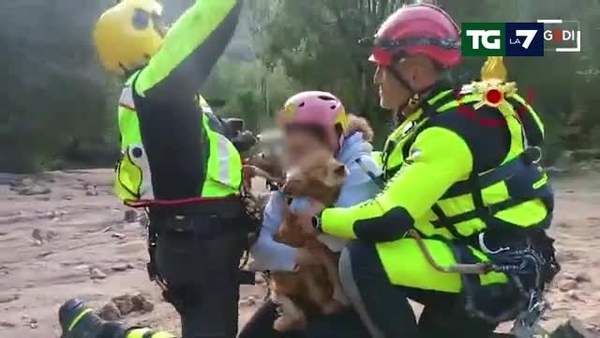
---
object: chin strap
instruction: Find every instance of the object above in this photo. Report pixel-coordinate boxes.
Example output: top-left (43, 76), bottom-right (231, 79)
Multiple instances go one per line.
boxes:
top-left (385, 62), bottom-right (444, 117)
top-left (385, 64), bottom-right (419, 114)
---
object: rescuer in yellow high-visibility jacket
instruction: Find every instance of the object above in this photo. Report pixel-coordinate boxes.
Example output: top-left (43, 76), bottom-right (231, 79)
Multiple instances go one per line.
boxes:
top-left (59, 1), bottom-right (254, 338)
top-left (295, 5), bottom-right (559, 338)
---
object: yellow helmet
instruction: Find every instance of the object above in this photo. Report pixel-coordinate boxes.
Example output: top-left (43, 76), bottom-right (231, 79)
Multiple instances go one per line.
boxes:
top-left (93, 0), bottom-right (165, 75)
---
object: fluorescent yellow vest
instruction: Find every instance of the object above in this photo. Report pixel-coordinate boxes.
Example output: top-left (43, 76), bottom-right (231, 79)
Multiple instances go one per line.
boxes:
top-left (114, 81), bottom-right (242, 202)
top-left (381, 87), bottom-right (552, 240)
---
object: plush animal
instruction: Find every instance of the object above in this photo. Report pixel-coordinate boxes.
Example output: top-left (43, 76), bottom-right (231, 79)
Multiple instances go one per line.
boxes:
top-left (270, 150), bottom-right (350, 331)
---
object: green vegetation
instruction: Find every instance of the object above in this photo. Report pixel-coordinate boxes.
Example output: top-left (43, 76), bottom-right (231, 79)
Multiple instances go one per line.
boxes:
top-left (1, 0), bottom-right (599, 172)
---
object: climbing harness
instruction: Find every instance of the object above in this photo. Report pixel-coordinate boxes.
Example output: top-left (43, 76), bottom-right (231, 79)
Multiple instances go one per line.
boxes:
top-left (406, 228), bottom-right (559, 336)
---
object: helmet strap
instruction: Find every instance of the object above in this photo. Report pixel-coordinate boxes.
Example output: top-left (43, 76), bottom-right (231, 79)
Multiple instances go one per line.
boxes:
top-left (385, 65), bottom-right (419, 114)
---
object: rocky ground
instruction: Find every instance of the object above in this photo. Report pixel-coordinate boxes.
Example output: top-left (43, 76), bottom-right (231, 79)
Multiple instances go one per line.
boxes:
top-left (0, 169), bottom-right (599, 337)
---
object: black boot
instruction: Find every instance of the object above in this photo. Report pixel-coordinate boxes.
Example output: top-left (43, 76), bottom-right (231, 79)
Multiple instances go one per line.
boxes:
top-left (59, 299), bottom-right (127, 338)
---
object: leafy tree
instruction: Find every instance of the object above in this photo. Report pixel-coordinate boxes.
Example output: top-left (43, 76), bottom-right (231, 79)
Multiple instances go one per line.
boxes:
top-left (1, 0), bottom-right (599, 172)
top-left (252, 0), bottom-right (600, 150)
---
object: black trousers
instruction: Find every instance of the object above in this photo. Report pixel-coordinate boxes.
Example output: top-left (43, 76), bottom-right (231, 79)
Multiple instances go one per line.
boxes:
top-left (343, 240), bottom-right (499, 338)
top-left (237, 299), bottom-right (370, 338)
top-left (153, 213), bottom-right (248, 338)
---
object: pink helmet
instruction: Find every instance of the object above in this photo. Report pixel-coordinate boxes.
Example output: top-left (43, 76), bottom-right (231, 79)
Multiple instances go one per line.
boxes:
top-left (369, 4), bottom-right (461, 68)
top-left (278, 91), bottom-right (348, 151)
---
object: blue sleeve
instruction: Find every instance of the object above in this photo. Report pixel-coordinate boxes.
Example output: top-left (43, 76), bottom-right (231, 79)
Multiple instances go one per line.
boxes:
top-left (334, 158), bottom-right (380, 208)
top-left (249, 191), bottom-right (297, 272)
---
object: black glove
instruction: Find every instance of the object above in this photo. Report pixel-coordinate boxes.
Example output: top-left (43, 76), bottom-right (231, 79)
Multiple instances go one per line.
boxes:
top-left (231, 130), bottom-right (258, 153)
top-left (223, 118), bottom-right (245, 134)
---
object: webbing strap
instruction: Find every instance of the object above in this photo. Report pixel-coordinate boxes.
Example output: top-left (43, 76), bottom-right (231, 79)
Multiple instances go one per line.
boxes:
top-left (431, 179), bottom-right (553, 232)
top-left (423, 94), bottom-right (551, 236)
top-left (382, 89), bottom-right (474, 177)
top-left (441, 156), bottom-right (527, 198)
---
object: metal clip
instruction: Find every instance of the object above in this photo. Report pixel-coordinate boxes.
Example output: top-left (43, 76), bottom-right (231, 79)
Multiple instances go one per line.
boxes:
top-left (478, 232), bottom-right (510, 255)
top-left (510, 292), bottom-right (550, 338)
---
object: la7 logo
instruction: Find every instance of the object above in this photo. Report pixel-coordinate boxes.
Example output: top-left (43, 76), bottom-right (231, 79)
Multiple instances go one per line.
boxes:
top-left (515, 30), bottom-right (538, 49)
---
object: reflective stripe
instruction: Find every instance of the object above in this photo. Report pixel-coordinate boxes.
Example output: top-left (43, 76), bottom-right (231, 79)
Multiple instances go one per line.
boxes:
top-left (119, 86), bottom-right (135, 110)
top-left (116, 86), bottom-right (242, 200)
top-left (198, 94), bottom-right (213, 113)
top-left (383, 92), bottom-right (481, 177)
top-left (497, 100), bottom-right (527, 153)
top-left (126, 328), bottom-right (176, 338)
top-left (215, 133), bottom-right (234, 185)
top-left (67, 308), bottom-right (92, 331)
top-left (126, 328), bottom-right (151, 338)
top-left (202, 121), bottom-right (242, 197)
top-left (381, 89), bottom-right (550, 239)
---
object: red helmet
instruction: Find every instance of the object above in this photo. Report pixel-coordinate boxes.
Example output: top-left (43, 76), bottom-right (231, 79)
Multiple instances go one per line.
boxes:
top-left (369, 4), bottom-right (461, 68)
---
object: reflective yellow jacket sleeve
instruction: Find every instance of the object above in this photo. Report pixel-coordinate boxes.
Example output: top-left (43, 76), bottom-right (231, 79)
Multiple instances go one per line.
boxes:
top-left (321, 127), bottom-right (473, 241)
top-left (134, 0), bottom-right (241, 99)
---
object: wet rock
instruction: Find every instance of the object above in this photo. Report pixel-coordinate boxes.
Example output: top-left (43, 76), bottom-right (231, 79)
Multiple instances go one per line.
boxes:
top-left (0, 321), bottom-right (16, 328)
top-left (550, 317), bottom-right (596, 338)
top-left (97, 302), bottom-right (121, 321)
top-left (558, 279), bottom-right (578, 291)
top-left (566, 290), bottom-right (583, 301)
top-left (20, 315), bottom-right (38, 329)
top-left (85, 185), bottom-right (99, 196)
top-left (27, 318), bottom-right (38, 329)
top-left (112, 295), bottom-right (134, 315)
top-left (123, 210), bottom-right (137, 223)
top-left (131, 293), bottom-right (154, 313)
top-left (14, 184), bottom-right (51, 196)
top-left (100, 226), bottom-right (113, 233)
top-left (0, 293), bottom-right (19, 303)
top-left (36, 251), bottom-right (54, 258)
top-left (585, 323), bottom-right (600, 334)
top-left (111, 263), bottom-right (134, 272)
top-left (31, 228), bottom-right (44, 246)
top-left (111, 232), bottom-right (126, 240)
top-left (31, 228), bottom-right (43, 241)
top-left (31, 228), bottom-right (59, 245)
top-left (89, 267), bottom-right (107, 280)
top-left (45, 230), bottom-right (58, 240)
top-left (74, 264), bottom-right (89, 270)
top-left (49, 210), bottom-right (66, 219)
top-left (573, 273), bottom-right (591, 283)
top-left (111, 294), bottom-right (154, 315)
top-left (556, 250), bottom-right (580, 263)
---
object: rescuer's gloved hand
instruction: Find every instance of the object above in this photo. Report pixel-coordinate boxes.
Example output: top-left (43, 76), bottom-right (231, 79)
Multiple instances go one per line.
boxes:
top-left (223, 117), bottom-right (245, 134)
top-left (59, 299), bottom-right (127, 338)
top-left (231, 130), bottom-right (259, 153)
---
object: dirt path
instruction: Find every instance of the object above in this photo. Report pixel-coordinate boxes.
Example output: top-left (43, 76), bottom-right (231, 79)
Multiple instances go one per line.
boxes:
top-left (0, 169), bottom-right (598, 337)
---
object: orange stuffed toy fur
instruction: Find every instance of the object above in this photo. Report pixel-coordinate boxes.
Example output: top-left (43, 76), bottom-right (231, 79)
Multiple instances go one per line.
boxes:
top-left (270, 150), bottom-right (351, 331)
